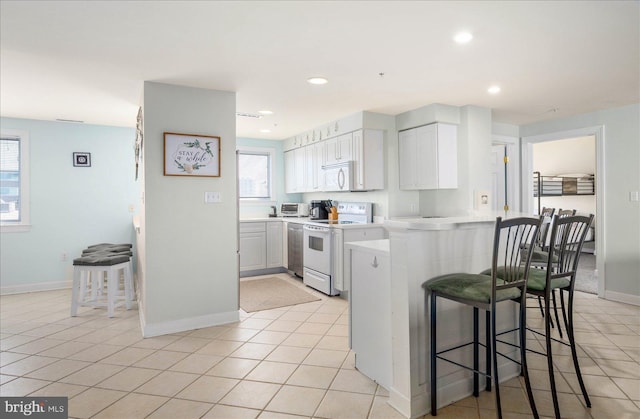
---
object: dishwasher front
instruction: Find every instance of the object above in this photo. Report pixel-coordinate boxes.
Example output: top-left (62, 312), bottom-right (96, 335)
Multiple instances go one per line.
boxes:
top-left (287, 222), bottom-right (304, 277)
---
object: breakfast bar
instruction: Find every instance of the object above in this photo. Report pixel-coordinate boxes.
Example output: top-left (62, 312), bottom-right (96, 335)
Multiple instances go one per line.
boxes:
top-left (363, 215), bottom-right (523, 418)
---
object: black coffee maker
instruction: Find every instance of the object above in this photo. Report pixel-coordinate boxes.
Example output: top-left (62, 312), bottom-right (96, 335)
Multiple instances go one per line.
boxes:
top-left (310, 200), bottom-right (331, 220)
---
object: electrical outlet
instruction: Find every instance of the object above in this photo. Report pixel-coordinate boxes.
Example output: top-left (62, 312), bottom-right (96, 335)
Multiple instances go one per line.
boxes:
top-left (60, 252), bottom-right (67, 262)
top-left (128, 204), bottom-right (135, 213)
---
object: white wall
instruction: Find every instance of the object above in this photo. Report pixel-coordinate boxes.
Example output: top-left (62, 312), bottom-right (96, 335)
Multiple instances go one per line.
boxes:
top-left (521, 104), bottom-right (640, 301)
top-left (139, 82), bottom-right (238, 336)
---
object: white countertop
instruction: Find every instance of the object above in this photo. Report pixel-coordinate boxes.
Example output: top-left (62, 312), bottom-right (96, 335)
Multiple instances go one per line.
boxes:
top-left (239, 216), bottom-right (386, 229)
top-left (384, 211), bottom-right (533, 231)
top-left (344, 239), bottom-right (390, 254)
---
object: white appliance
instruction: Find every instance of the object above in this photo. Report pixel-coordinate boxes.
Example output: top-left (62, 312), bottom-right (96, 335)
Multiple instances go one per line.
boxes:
top-left (302, 201), bottom-right (374, 296)
top-left (303, 224), bottom-right (339, 296)
top-left (323, 161), bottom-right (353, 191)
top-left (280, 202), bottom-right (309, 217)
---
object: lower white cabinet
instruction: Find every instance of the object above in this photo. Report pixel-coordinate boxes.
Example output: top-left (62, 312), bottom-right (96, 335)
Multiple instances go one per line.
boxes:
top-left (266, 222), bottom-right (283, 268)
top-left (240, 221), bottom-right (283, 272)
top-left (239, 223), bottom-right (267, 271)
top-left (332, 226), bottom-right (386, 291)
top-left (347, 239), bottom-right (391, 389)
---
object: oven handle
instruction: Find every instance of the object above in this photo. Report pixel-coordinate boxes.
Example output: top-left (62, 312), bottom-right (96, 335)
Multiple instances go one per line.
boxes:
top-left (304, 224), bottom-right (330, 232)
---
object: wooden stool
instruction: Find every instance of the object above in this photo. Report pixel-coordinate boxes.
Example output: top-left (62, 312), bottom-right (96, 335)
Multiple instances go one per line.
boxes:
top-left (71, 253), bottom-right (133, 317)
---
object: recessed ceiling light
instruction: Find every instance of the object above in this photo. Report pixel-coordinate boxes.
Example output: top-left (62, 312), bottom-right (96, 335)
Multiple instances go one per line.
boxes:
top-left (258, 110), bottom-right (273, 115)
top-left (454, 32), bottom-right (473, 44)
top-left (260, 129), bottom-right (272, 133)
top-left (307, 77), bottom-right (328, 85)
top-left (487, 85), bottom-right (501, 94)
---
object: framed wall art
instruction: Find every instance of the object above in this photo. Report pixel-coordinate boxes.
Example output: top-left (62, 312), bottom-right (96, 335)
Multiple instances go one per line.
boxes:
top-left (73, 152), bottom-right (91, 167)
top-left (164, 132), bottom-right (220, 177)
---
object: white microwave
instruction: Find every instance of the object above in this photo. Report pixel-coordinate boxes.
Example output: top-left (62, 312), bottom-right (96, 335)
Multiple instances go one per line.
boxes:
top-left (323, 161), bottom-right (354, 192)
top-left (280, 203), bottom-right (309, 217)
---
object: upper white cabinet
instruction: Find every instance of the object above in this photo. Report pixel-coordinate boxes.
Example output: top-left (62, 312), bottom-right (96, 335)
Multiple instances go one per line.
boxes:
top-left (351, 129), bottom-right (384, 191)
top-left (324, 133), bottom-right (353, 166)
top-left (284, 147), bottom-right (305, 193)
top-left (399, 123), bottom-right (457, 190)
top-left (305, 143), bottom-right (324, 192)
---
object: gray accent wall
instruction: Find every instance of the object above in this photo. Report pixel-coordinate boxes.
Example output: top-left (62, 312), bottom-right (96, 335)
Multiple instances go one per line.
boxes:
top-left (139, 82), bottom-right (238, 336)
top-left (521, 104), bottom-right (640, 300)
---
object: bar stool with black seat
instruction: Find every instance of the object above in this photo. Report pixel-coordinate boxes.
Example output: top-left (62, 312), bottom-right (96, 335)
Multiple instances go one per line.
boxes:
top-left (71, 247), bottom-right (134, 318)
top-left (423, 216), bottom-right (542, 419)
top-left (524, 214), bottom-right (594, 418)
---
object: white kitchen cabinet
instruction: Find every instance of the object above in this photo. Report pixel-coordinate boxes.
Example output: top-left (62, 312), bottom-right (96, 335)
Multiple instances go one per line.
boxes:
top-left (332, 226), bottom-right (386, 291)
top-left (266, 222), bottom-right (283, 268)
top-left (304, 142), bottom-right (323, 192)
top-left (399, 122), bottom-right (457, 190)
top-left (347, 239), bottom-right (391, 390)
top-left (239, 223), bottom-right (267, 272)
top-left (324, 132), bottom-right (353, 166)
top-left (240, 221), bottom-right (285, 272)
top-left (351, 129), bottom-right (384, 191)
top-left (284, 147), bottom-right (305, 193)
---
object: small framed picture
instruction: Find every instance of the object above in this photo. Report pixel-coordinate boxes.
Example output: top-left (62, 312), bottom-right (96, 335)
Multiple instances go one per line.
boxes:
top-left (73, 152), bottom-right (91, 167)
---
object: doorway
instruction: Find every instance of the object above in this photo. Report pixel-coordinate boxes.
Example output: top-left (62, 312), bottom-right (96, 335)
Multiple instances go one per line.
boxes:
top-left (522, 126), bottom-right (605, 297)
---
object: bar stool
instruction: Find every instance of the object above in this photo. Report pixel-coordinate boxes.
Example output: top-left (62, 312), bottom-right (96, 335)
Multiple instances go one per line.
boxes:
top-left (523, 214), bottom-right (594, 418)
top-left (71, 252), bottom-right (134, 317)
top-left (423, 216), bottom-right (541, 419)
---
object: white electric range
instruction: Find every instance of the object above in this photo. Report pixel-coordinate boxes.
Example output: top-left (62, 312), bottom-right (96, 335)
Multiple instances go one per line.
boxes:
top-left (302, 202), bottom-right (374, 296)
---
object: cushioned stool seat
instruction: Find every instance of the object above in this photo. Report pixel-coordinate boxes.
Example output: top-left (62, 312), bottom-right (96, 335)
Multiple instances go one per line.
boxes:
top-left (71, 252), bottom-right (133, 317)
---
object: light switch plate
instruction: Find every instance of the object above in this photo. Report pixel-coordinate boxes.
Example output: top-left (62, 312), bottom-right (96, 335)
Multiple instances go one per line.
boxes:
top-left (205, 191), bottom-right (221, 203)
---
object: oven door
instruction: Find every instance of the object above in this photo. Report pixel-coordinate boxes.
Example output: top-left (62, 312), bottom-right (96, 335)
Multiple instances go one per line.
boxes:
top-left (303, 224), bottom-right (331, 275)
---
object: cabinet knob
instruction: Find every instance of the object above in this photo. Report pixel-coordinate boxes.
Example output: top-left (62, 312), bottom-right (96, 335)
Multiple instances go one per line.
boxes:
top-left (371, 256), bottom-right (378, 268)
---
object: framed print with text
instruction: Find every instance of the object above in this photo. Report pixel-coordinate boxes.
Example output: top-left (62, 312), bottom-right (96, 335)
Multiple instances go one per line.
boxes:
top-left (164, 132), bottom-right (220, 177)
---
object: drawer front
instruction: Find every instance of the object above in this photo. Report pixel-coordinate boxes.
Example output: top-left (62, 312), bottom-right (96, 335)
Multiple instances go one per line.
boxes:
top-left (240, 222), bottom-right (266, 234)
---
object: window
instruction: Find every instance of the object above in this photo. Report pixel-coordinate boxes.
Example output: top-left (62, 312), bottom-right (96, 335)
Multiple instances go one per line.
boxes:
top-left (237, 148), bottom-right (273, 200)
top-left (1, 129), bottom-right (30, 232)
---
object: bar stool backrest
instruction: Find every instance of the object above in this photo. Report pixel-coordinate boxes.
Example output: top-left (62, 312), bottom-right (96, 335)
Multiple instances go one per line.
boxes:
top-left (492, 217), bottom-right (542, 290)
top-left (546, 214), bottom-right (594, 280)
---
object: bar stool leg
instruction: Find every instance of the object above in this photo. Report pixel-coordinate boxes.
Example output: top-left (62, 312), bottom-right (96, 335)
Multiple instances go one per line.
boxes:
top-left (567, 289), bottom-right (591, 407)
top-left (107, 266), bottom-right (117, 317)
top-left (473, 307), bottom-right (479, 397)
top-left (490, 304), bottom-right (503, 419)
top-left (71, 267), bottom-right (81, 316)
top-left (430, 291), bottom-right (438, 415)
top-left (124, 263), bottom-right (133, 309)
top-left (545, 291), bottom-right (561, 418)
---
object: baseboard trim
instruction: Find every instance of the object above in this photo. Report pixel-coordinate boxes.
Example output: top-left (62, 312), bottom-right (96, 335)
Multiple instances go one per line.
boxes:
top-left (387, 360), bottom-right (520, 418)
top-left (1, 280), bottom-right (71, 295)
top-left (239, 267), bottom-right (287, 278)
top-left (604, 290), bottom-right (640, 306)
top-left (140, 309), bottom-right (240, 338)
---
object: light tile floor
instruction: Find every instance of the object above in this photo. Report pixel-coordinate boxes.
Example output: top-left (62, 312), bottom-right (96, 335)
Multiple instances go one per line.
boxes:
top-left (1, 273), bottom-right (639, 418)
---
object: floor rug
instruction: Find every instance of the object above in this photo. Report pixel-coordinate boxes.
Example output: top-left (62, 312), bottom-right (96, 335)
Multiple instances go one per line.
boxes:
top-left (240, 277), bottom-right (320, 313)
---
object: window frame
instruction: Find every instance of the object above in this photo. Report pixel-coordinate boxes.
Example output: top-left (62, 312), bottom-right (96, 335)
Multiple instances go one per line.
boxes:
top-left (0, 129), bottom-right (30, 232)
top-left (237, 146), bottom-right (275, 204)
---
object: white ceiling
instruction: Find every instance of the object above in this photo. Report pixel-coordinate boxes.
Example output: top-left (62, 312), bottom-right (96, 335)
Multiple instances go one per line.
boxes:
top-left (1, 1), bottom-right (638, 140)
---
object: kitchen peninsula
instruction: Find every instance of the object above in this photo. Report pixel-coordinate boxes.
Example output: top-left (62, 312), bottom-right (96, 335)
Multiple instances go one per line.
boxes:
top-left (348, 214), bottom-right (524, 418)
